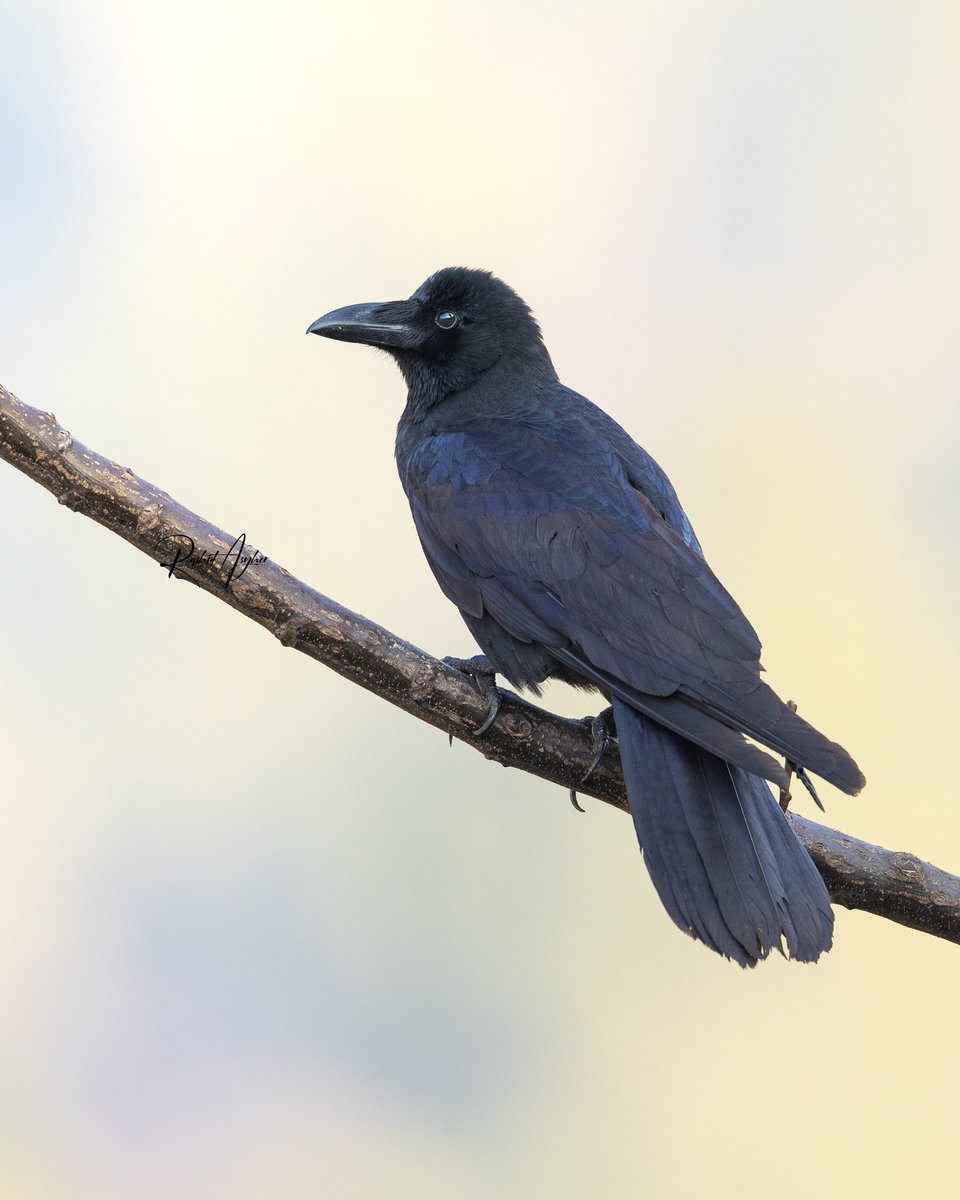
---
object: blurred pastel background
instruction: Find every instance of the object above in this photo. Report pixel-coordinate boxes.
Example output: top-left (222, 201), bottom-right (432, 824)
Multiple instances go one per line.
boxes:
top-left (2, 2), bottom-right (959, 1196)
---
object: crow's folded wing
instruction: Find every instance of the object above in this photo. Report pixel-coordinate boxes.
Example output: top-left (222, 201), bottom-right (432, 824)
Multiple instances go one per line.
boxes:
top-left (404, 415), bottom-right (864, 795)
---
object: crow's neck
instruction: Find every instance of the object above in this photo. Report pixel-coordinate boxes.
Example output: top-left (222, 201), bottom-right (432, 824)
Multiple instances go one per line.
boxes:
top-left (395, 347), bottom-right (558, 428)
top-left (396, 356), bottom-right (449, 423)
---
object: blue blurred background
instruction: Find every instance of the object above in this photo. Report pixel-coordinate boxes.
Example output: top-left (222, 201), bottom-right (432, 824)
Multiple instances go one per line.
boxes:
top-left (2, 2), bottom-right (958, 1196)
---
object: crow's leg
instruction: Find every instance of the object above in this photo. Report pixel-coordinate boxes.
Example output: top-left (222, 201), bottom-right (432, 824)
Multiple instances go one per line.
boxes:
top-left (443, 654), bottom-right (502, 737)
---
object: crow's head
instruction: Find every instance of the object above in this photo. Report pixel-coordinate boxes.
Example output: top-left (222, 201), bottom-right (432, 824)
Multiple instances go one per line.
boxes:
top-left (308, 267), bottom-right (555, 402)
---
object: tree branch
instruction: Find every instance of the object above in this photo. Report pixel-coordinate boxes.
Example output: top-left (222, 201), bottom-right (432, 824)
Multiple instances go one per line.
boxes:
top-left (2, 382), bottom-right (958, 948)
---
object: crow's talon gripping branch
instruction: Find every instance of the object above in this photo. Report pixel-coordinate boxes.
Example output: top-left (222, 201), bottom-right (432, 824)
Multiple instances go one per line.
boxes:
top-left (569, 706), bottom-right (617, 811)
top-left (443, 654), bottom-right (502, 737)
top-left (581, 705), bottom-right (616, 784)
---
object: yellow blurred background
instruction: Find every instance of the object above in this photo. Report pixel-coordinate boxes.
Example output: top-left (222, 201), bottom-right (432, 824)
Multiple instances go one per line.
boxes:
top-left (2, 2), bottom-right (958, 1196)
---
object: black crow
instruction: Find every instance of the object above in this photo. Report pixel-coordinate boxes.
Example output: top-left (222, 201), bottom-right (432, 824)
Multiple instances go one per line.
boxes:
top-left (308, 267), bottom-right (864, 966)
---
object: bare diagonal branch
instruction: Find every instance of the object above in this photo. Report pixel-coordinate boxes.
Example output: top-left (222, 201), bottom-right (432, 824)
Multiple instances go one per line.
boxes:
top-left (2, 382), bottom-right (957, 948)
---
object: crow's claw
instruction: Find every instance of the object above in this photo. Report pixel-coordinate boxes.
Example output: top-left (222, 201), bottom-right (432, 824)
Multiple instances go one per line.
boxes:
top-left (569, 707), bottom-right (617, 812)
top-left (473, 689), bottom-right (501, 737)
top-left (580, 705), bottom-right (616, 786)
top-left (443, 654), bottom-right (502, 737)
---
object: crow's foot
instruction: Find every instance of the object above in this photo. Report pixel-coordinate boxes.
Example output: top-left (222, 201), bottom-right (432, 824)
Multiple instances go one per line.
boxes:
top-left (443, 654), bottom-right (502, 737)
top-left (569, 706), bottom-right (617, 811)
top-left (581, 706), bottom-right (616, 784)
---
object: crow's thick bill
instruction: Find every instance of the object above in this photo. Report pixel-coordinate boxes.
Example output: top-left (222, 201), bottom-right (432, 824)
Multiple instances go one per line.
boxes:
top-left (309, 267), bottom-right (865, 967)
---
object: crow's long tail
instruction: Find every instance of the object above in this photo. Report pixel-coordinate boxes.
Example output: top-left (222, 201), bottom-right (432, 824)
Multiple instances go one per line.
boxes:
top-left (612, 697), bottom-right (833, 966)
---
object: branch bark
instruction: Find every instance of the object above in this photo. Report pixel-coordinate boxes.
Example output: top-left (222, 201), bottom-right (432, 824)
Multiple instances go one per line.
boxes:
top-left (2, 382), bottom-right (958, 948)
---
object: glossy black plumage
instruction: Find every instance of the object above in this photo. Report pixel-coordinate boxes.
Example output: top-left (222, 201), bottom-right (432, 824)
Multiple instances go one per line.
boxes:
top-left (308, 267), bottom-right (865, 966)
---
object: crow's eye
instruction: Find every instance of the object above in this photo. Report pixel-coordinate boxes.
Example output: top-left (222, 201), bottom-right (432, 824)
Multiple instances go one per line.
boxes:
top-left (435, 310), bottom-right (459, 330)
